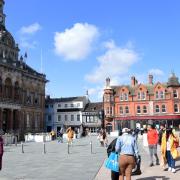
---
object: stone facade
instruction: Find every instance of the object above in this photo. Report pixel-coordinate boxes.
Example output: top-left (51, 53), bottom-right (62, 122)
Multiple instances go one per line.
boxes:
top-left (0, 0), bottom-right (47, 140)
top-left (103, 74), bottom-right (180, 132)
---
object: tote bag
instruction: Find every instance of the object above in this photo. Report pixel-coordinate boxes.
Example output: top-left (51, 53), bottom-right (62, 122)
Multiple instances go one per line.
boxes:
top-left (105, 152), bottom-right (119, 172)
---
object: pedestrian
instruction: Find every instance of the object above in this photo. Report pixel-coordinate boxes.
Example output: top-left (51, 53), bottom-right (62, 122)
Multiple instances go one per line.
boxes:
top-left (66, 127), bottom-right (74, 145)
top-left (0, 136), bottom-right (3, 170)
top-left (147, 124), bottom-right (160, 166)
top-left (58, 128), bottom-right (64, 143)
top-left (102, 129), bottom-right (108, 147)
top-left (161, 128), bottom-right (180, 173)
top-left (97, 130), bottom-right (104, 147)
top-left (115, 128), bottom-right (139, 180)
top-left (158, 123), bottom-right (166, 145)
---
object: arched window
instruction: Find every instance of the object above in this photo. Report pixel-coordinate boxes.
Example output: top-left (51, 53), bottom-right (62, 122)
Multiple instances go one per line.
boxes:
top-left (125, 106), bottom-right (129, 114)
top-left (5, 78), bottom-right (12, 98)
top-left (14, 81), bottom-right (20, 100)
top-left (119, 106), bottom-right (123, 114)
top-left (173, 90), bottom-right (178, 98)
top-left (143, 106), bottom-right (147, 113)
top-left (155, 105), bottom-right (160, 113)
top-left (162, 104), bottom-right (166, 113)
top-left (174, 104), bottom-right (179, 113)
top-left (137, 106), bottom-right (141, 114)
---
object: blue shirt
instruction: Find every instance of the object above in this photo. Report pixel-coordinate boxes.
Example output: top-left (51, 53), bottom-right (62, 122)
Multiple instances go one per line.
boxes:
top-left (115, 133), bottom-right (139, 157)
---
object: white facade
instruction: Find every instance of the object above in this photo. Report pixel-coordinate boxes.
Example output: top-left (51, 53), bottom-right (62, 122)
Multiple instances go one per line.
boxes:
top-left (45, 96), bottom-right (89, 133)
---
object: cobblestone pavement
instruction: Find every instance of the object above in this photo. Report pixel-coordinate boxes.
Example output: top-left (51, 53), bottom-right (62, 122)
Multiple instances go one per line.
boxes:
top-left (95, 136), bottom-right (180, 180)
top-left (0, 136), bottom-right (108, 180)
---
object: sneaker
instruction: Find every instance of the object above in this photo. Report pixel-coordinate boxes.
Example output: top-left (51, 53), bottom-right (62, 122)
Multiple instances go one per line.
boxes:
top-left (156, 161), bottom-right (160, 165)
top-left (149, 163), bottom-right (154, 167)
top-left (168, 167), bottom-right (172, 171)
top-left (171, 168), bottom-right (176, 173)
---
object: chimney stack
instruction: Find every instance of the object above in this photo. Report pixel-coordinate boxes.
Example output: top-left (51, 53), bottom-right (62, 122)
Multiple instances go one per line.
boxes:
top-left (148, 74), bottom-right (153, 85)
top-left (131, 76), bottom-right (136, 86)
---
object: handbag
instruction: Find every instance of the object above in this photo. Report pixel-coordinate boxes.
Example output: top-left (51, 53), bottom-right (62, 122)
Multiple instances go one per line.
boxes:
top-left (105, 152), bottom-right (119, 172)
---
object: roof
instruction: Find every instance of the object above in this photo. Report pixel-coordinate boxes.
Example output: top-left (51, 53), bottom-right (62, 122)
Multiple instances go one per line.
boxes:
top-left (83, 102), bottom-right (103, 112)
top-left (45, 96), bottom-right (88, 103)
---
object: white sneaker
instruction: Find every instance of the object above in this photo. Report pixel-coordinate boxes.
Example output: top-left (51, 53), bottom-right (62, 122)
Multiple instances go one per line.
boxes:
top-left (168, 167), bottom-right (172, 171)
top-left (171, 168), bottom-right (176, 173)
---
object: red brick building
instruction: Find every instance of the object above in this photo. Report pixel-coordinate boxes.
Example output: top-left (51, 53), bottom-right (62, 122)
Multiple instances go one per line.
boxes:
top-left (103, 74), bottom-right (180, 132)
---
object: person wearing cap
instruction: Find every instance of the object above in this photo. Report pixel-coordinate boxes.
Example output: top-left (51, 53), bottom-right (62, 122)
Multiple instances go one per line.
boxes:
top-left (115, 128), bottom-right (139, 180)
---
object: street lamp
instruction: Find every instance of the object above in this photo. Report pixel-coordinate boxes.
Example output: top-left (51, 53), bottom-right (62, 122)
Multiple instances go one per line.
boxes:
top-left (98, 109), bottom-right (104, 129)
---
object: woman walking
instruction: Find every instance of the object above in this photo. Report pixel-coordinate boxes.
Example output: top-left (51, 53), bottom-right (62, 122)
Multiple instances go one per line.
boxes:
top-left (161, 128), bottom-right (180, 173)
top-left (115, 128), bottom-right (139, 180)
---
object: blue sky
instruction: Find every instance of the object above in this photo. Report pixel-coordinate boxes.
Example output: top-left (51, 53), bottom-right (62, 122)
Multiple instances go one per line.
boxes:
top-left (5, 0), bottom-right (180, 101)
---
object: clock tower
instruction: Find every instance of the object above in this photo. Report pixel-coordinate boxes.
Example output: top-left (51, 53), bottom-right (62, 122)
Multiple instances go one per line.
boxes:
top-left (0, 0), bottom-right (5, 26)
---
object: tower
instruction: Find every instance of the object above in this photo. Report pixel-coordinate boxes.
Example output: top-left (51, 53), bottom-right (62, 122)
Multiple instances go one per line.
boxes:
top-left (0, 0), bottom-right (5, 27)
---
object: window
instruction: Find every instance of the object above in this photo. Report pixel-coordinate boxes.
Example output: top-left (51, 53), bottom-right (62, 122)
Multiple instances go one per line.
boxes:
top-left (65, 114), bottom-right (68, 121)
top-left (77, 114), bottom-right (80, 121)
top-left (50, 105), bottom-right (53, 108)
top-left (119, 106), bottom-right (123, 114)
top-left (71, 104), bottom-right (74, 107)
top-left (137, 106), bottom-right (141, 114)
top-left (45, 105), bottom-right (48, 108)
top-left (77, 103), bottom-right (80, 107)
top-left (143, 106), bottom-right (147, 113)
top-left (173, 90), bottom-right (178, 98)
top-left (58, 115), bottom-right (61, 121)
top-left (71, 115), bottom-right (74, 121)
top-left (162, 105), bottom-right (166, 113)
top-left (120, 93), bottom-right (123, 101)
top-left (110, 107), bottom-right (113, 114)
top-left (87, 116), bottom-right (90, 122)
top-left (155, 105), bottom-right (160, 113)
top-left (156, 91), bottom-right (159, 99)
top-left (48, 115), bottom-right (51, 121)
top-left (106, 107), bottom-right (110, 114)
top-left (142, 92), bottom-right (146, 100)
top-left (58, 104), bottom-right (61, 107)
top-left (138, 92), bottom-right (141, 100)
top-left (160, 91), bottom-right (164, 99)
top-left (125, 106), bottom-right (129, 114)
top-left (174, 104), bottom-right (179, 113)
top-left (124, 93), bottom-right (128, 101)
top-left (65, 104), bottom-right (68, 108)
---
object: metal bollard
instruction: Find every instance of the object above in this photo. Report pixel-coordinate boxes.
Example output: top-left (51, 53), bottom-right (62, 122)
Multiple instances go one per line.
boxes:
top-left (90, 141), bottom-right (92, 154)
top-left (21, 142), bottom-right (24, 153)
top-left (43, 142), bottom-right (46, 154)
top-left (15, 136), bottom-right (17, 147)
top-left (67, 143), bottom-right (70, 154)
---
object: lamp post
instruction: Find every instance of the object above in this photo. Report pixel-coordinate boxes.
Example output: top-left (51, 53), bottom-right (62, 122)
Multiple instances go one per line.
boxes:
top-left (99, 109), bottom-right (104, 129)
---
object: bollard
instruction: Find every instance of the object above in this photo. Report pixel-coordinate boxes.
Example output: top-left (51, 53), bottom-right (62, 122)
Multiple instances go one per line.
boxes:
top-left (67, 143), bottom-right (70, 154)
top-left (15, 136), bottom-right (17, 147)
top-left (21, 142), bottom-right (24, 153)
top-left (43, 142), bottom-right (46, 154)
top-left (90, 141), bottom-right (92, 154)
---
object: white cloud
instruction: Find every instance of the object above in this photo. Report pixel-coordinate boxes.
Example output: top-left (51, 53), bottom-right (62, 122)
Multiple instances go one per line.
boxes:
top-left (54, 23), bottom-right (99, 61)
top-left (85, 40), bottom-right (139, 84)
top-left (149, 69), bottom-right (164, 76)
top-left (20, 23), bottom-right (42, 35)
top-left (87, 86), bottom-right (104, 101)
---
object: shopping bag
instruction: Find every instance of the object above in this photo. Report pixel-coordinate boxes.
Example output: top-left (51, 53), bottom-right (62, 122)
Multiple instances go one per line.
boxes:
top-left (105, 152), bottom-right (119, 172)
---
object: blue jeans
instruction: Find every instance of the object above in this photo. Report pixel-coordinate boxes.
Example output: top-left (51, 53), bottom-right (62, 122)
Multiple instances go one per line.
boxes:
top-left (166, 151), bottom-right (175, 168)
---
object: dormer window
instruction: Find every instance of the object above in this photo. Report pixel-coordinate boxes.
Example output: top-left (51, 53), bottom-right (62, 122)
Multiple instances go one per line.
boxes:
top-left (120, 93), bottom-right (123, 101)
top-left (138, 92), bottom-right (141, 100)
top-left (142, 92), bottom-right (146, 100)
top-left (160, 91), bottom-right (164, 99)
top-left (156, 91), bottom-right (159, 99)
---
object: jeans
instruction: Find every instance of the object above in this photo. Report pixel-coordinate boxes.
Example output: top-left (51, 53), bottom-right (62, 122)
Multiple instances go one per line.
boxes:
top-left (148, 144), bottom-right (159, 164)
top-left (166, 151), bottom-right (175, 169)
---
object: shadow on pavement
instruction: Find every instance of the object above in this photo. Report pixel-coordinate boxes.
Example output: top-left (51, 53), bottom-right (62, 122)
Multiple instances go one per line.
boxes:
top-left (136, 176), bottom-right (170, 180)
